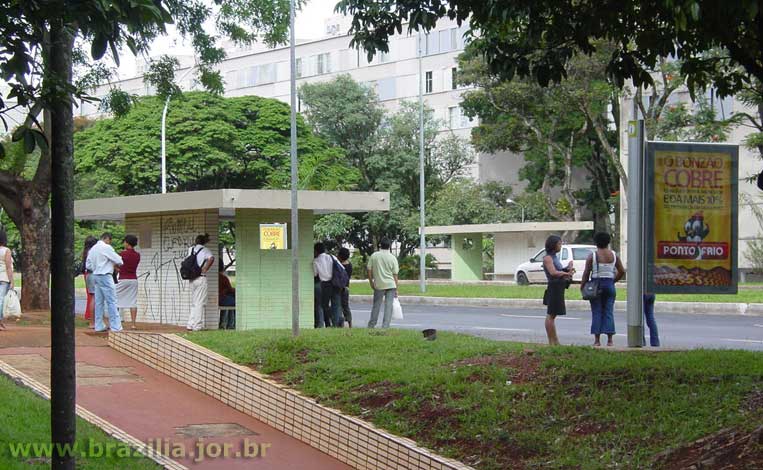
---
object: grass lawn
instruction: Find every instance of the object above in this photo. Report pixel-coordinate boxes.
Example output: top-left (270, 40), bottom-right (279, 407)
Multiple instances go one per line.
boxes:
top-left (350, 282), bottom-right (763, 303)
top-left (13, 274), bottom-right (86, 290)
top-left (0, 375), bottom-right (159, 469)
top-left (188, 329), bottom-right (763, 470)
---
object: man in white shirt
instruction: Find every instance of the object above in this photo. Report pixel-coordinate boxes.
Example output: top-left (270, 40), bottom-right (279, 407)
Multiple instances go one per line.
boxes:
top-left (85, 232), bottom-right (123, 332)
top-left (187, 233), bottom-right (215, 331)
top-left (312, 242), bottom-right (341, 327)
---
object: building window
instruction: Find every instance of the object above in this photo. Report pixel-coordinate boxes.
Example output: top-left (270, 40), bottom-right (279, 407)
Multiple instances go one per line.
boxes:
top-left (376, 77), bottom-right (396, 101)
top-left (379, 50), bottom-right (390, 63)
top-left (448, 106), bottom-right (474, 129)
top-left (295, 58), bottom-right (302, 78)
top-left (425, 71), bottom-right (433, 93)
top-left (451, 67), bottom-right (458, 90)
top-left (425, 33), bottom-right (439, 55)
top-left (316, 52), bottom-right (331, 75)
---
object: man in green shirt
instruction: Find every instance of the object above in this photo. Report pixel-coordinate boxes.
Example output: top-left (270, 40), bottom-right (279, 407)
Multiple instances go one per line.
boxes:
top-left (367, 238), bottom-right (399, 328)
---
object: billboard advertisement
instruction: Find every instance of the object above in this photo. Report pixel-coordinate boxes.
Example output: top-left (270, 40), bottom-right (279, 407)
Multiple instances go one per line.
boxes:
top-left (259, 223), bottom-right (287, 250)
top-left (645, 142), bottom-right (738, 294)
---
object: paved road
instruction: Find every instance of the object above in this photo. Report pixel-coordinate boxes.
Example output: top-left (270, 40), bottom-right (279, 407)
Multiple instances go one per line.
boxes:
top-left (75, 299), bottom-right (763, 351)
top-left (348, 302), bottom-right (763, 351)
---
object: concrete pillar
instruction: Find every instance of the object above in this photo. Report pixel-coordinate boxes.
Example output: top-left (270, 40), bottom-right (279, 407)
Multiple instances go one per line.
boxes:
top-left (452, 233), bottom-right (483, 281)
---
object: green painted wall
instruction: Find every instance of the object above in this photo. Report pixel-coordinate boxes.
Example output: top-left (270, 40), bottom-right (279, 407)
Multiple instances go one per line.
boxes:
top-left (235, 209), bottom-right (314, 329)
top-left (452, 233), bottom-right (483, 281)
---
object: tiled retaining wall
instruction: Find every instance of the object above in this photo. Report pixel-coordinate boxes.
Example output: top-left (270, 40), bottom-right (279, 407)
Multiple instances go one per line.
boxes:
top-left (110, 332), bottom-right (473, 470)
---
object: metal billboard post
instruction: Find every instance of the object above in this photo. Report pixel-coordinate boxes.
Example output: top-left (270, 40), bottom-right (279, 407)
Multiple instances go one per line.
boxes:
top-left (626, 119), bottom-right (645, 347)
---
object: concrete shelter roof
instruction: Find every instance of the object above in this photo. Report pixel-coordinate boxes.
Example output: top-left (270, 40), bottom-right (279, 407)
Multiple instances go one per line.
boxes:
top-left (424, 221), bottom-right (594, 235)
top-left (75, 189), bottom-right (390, 221)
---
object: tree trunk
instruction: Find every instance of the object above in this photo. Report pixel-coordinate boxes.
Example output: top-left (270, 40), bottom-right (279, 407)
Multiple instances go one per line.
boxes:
top-left (48, 23), bottom-right (76, 470)
top-left (19, 184), bottom-right (51, 311)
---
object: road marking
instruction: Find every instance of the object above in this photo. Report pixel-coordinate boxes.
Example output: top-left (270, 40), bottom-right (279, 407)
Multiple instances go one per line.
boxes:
top-left (500, 314), bottom-right (580, 320)
top-left (754, 324), bottom-right (763, 328)
top-left (722, 338), bottom-right (763, 344)
top-left (391, 323), bottom-right (423, 327)
top-left (472, 327), bottom-right (533, 332)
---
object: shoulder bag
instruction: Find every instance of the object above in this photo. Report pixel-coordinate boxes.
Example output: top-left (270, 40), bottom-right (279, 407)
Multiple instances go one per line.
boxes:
top-left (581, 251), bottom-right (601, 301)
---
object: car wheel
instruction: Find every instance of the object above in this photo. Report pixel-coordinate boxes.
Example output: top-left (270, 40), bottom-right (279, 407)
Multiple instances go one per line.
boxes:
top-left (516, 272), bottom-right (529, 285)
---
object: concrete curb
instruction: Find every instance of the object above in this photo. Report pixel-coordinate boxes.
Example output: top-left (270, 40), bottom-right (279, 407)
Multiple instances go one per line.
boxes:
top-left (350, 295), bottom-right (763, 316)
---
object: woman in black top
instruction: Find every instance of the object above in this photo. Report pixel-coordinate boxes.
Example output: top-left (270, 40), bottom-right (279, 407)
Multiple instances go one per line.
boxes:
top-left (542, 235), bottom-right (574, 345)
top-left (337, 248), bottom-right (353, 328)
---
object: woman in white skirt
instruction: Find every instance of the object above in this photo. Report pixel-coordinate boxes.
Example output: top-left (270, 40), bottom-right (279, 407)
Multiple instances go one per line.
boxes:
top-left (116, 235), bottom-right (140, 330)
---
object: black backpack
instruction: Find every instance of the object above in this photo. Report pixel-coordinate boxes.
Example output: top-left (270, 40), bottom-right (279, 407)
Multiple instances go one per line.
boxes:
top-left (331, 257), bottom-right (349, 289)
top-left (180, 247), bottom-right (202, 280)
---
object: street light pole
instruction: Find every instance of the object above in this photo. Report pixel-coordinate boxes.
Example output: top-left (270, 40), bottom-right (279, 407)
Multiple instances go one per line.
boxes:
top-left (506, 198), bottom-right (526, 223)
top-left (289, 0), bottom-right (300, 337)
top-left (160, 66), bottom-right (195, 194)
top-left (418, 31), bottom-right (426, 293)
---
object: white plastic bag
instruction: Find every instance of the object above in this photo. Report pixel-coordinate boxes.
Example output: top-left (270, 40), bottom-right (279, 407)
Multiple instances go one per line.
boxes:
top-left (3, 288), bottom-right (21, 319)
top-left (392, 297), bottom-right (403, 320)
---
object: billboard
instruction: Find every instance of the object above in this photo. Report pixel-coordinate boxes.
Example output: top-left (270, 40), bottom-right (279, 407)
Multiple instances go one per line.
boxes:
top-left (259, 223), bottom-right (287, 250)
top-left (645, 142), bottom-right (738, 294)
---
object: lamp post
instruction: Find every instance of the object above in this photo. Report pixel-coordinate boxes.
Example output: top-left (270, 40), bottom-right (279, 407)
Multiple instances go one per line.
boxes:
top-left (418, 31), bottom-right (426, 293)
top-left (288, 0), bottom-right (300, 337)
top-left (506, 198), bottom-right (526, 223)
top-left (160, 66), bottom-right (196, 194)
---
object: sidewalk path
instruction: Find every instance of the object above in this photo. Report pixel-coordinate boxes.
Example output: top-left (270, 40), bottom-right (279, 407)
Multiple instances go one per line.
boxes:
top-left (0, 326), bottom-right (348, 469)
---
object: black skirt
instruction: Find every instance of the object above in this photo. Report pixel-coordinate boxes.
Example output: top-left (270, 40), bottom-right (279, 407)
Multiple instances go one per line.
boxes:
top-left (545, 278), bottom-right (567, 316)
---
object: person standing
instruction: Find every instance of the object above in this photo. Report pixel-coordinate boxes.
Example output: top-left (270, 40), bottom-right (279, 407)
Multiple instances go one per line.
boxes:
top-left (0, 229), bottom-right (14, 330)
top-left (218, 261), bottom-right (236, 330)
top-left (367, 238), bottom-right (399, 329)
top-left (542, 235), bottom-right (573, 345)
top-left (187, 234), bottom-right (214, 331)
top-left (81, 236), bottom-right (98, 329)
top-left (581, 232), bottom-right (625, 347)
top-left (643, 293), bottom-right (660, 347)
top-left (116, 235), bottom-right (141, 330)
top-left (86, 232), bottom-right (123, 332)
top-left (313, 242), bottom-right (341, 327)
top-left (337, 247), bottom-right (353, 328)
top-left (313, 245), bottom-right (324, 328)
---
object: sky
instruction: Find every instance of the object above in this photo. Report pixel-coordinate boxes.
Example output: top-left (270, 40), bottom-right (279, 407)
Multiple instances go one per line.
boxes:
top-left (115, 0), bottom-right (339, 79)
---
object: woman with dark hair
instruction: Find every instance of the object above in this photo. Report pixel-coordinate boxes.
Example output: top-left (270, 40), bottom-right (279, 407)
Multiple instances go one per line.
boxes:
top-left (116, 234), bottom-right (140, 330)
top-left (581, 232), bottom-right (625, 347)
top-left (0, 229), bottom-right (14, 330)
top-left (81, 235), bottom-right (98, 329)
top-left (542, 235), bottom-right (573, 345)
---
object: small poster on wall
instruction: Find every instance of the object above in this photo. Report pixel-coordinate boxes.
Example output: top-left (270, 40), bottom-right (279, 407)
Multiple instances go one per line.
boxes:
top-left (646, 141), bottom-right (738, 294)
top-left (260, 223), bottom-right (287, 250)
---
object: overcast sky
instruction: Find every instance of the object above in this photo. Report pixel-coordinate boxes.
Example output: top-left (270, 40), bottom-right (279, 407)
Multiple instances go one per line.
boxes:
top-left (115, 0), bottom-right (339, 78)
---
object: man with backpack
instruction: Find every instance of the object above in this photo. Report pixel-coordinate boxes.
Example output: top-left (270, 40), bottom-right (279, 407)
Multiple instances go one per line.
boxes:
top-left (313, 242), bottom-right (344, 327)
top-left (182, 234), bottom-right (215, 331)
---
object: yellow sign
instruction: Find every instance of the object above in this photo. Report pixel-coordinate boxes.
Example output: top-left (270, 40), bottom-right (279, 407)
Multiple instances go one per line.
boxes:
top-left (646, 143), bottom-right (738, 293)
top-left (259, 224), bottom-right (287, 250)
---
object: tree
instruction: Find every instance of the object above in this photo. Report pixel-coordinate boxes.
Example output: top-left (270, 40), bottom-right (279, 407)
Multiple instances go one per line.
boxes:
top-left (299, 75), bottom-right (474, 259)
top-left (457, 44), bottom-right (619, 232)
top-left (337, 0), bottom-right (762, 99)
top-left (75, 92), bottom-right (358, 195)
top-left (0, 1), bottom-right (298, 467)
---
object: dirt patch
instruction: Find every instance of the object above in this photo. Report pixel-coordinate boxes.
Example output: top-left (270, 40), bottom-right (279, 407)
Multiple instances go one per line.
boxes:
top-left (354, 381), bottom-right (403, 410)
top-left (566, 419), bottom-right (616, 437)
top-left (653, 425), bottom-right (763, 470)
top-left (451, 349), bottom-right (543, 385)
top-left (744, 389), bottom-right (763, 414)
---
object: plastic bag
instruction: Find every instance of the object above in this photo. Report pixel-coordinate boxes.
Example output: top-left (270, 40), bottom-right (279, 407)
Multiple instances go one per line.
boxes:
top-left (3, 288), bottom-right (21, 318)
top-left (392, 297), bottom-right (403, 320)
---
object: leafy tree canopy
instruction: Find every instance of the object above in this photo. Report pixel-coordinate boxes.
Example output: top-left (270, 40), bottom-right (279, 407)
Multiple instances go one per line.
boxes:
top-left (337, 0), bottom-right (761, 98)
top-left (75, 92), bottom-right (359, 196)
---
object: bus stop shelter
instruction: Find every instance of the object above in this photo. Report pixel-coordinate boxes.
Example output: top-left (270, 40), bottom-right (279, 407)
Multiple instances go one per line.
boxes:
top-left (424, 221), bottom-right (594, 281)
top-left (75, 189), bottom-right (389, 330)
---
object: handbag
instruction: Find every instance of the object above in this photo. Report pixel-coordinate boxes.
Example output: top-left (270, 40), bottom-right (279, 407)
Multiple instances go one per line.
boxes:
top-left (581, 252), bottom-right (601, 301)
top-left (392, 298), bottom-right (404, 320)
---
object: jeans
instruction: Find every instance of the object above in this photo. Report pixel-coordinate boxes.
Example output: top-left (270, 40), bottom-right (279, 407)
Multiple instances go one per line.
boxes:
top-left (314, 280), bottom-right (324, 328)
top-left (368, 288), bottom-right (396, 329)
top-left (589, 278), bottom-right (616, 335)
top-left (93, 274), bottom-right (122, 332)
top-left (0, 282), bottom-right (9, 321)
top-left (187, 276), bottom-right (207, 331)
top-left (340, 287), bottom-right (352, 326)
top-left (219, 294), bottom-right (236, 330)
top-left (320, 281), bottom-right (342, 327)
top-left (643, 294), bottom-right (660, 346)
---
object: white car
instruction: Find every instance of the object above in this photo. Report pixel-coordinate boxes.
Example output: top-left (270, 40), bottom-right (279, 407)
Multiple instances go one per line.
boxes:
top-left (515, 244), bottom-right (596, 285)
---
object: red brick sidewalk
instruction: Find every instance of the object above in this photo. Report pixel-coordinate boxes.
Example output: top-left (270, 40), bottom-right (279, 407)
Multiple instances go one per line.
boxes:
top-left (0, 325), bottom-right (348, 469)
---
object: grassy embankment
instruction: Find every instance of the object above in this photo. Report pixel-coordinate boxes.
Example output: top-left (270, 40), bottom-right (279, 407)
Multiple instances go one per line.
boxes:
top-left (351, 282), bottom-right (763, 303)
top-left (188, 329), bottom-right (763, 470)
top-left (0, 375), bottom-right (159, 469)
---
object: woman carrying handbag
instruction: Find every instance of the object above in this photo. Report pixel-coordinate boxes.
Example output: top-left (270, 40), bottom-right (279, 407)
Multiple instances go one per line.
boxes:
top-left (581, 232), bottom-right (625, 347)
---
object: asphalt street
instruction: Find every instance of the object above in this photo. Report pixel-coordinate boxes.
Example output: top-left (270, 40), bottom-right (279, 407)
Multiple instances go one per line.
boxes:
top-left (348, 301), bottom-right (763, 351)
top-left (75, 299), bottom-right (763, 351)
